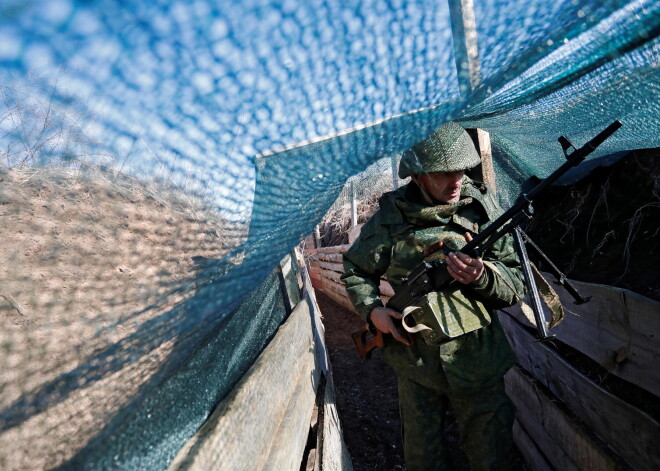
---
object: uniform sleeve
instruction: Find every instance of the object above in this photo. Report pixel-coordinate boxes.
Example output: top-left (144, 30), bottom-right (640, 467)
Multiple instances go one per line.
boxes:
top-left (469, 231), bottom-right (526, 309)
top-left (340, 215), bottom-right (392, 322)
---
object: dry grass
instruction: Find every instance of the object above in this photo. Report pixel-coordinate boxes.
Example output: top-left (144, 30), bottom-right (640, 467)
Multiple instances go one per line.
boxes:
top-left (318, 193), bottom-right (380, 246)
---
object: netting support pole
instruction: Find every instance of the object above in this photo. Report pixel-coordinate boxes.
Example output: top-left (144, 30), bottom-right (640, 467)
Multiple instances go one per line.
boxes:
top-left (314, 226), bottom-right (322, 248)
top-left (350, 180), bottom-right (358, 228)
top-left (448, 0), bottom-right (496, 193)
top-left (391, 154), bottom-right (399, 190)
top-left (466, 128), bottom-right (497, 194)
top-left (447, 0), bottom-right (482, 95)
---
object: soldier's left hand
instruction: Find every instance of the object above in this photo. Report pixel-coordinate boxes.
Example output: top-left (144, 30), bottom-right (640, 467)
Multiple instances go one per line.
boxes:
top-left (446, 232), bottom-right (484, 284)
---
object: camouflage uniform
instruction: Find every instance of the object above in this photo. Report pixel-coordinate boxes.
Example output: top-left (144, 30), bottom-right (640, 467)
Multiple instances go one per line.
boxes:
top-left (342, 175), bottom-right (524, 471)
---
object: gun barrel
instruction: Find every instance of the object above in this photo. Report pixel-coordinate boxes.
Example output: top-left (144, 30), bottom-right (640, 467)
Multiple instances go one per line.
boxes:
top-left (462, 121), bottom-right (622, 255)
top-left (385, 121), bottom-right (622, 316)
top-left (585, 120), bottom-right (623, 151)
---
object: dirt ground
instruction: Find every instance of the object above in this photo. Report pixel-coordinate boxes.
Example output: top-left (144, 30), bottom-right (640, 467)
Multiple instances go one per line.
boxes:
top-left (317, 291), bottom-right (476, 471)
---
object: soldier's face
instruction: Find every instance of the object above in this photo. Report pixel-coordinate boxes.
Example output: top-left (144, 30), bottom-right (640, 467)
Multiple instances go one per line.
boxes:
top-left (412, 171), bottom-right (464, 204)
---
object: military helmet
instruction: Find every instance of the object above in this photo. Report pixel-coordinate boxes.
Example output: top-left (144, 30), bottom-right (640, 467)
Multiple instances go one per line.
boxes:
top-left (398, 122), bottom-right (481, 178)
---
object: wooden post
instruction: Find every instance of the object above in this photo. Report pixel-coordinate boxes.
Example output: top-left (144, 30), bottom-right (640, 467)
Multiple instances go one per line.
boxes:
top-left (447, 0), bottom-right (482, 96)
top-left (314, 226), bottom-right (321, 248)
top-left (279, 252), bottom-right (301, 313)
top-left (448, 0), bottom-right (496, 193)
top-left (466, 128), bottom-right (496, 193)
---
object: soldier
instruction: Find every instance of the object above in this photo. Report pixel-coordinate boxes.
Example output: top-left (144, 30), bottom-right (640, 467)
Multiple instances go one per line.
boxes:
top-left (341, 122), bottom-right (525, 471)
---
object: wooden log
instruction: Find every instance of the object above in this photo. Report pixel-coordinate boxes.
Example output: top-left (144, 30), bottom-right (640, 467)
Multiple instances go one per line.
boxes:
top-left (318, 260), bottom-right (344, 273)
top-left (168, 301), bottom-right (315, 471)
top-left (320, 266), bottom-right (394, 297)
top-left (321, 268), bottom-right (343, 283)
top-left (504, 275), bottom-right (660, 397)
top-left (321, 280), bottom-right (355, 311)
top-left (513, 418), bottom-right (552, 471)
top-left (316, 245), bottom-right (351, 255)
top-left (321, 285), bottom-right (356, 314)
top-left (500, 313), bottom-right (660, 471)
top-left (321, 277), bottom-right (348, 298)
top-left (317, 252), bottom-right (344, 263)
top-left (310, 276), bottom-right (323, 292)
top-left (264, 351), bottom-right (319, 471)
top-left (505, 366), bottom-right (627, 471)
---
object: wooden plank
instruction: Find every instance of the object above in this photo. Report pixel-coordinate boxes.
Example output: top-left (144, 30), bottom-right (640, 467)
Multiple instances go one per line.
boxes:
top-left (320, 371), bottom-right (354, 471)
top-left (264, 351), bottom-right (320, 471)
top-left (168, 301), bottom-right (315, 471)
top-left (317, 245), bottom-right (350, 255)
top-left (304, 235), bottom-right (317, 250)
top-left (321, 268), bottom-right (343, 282)
top-left (513, 419), bottom-right (552, 471)
top-left (321, 277), bottom-right (348, 298)
top-left (506, 369), bottom-right (579, 471)
top-left (279, 252), bottom-right (301, 311)
top-left (321, 285), bottom-right (356, 314)
top-left (303, 269), bottom-right (330, 375)
top-left (323, 289), bottom-right (354, 313)
top-left (505, 366), bottom-right (626, 471)
top-left (500, 313), bottom-right (660, 471)
top-left (503, 275), bottom-right (660, 397)
top-left (466, 128), bottom-right (496, 193)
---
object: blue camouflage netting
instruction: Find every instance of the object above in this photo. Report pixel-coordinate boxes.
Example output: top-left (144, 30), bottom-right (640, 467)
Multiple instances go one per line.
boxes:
top-left (0, 0), bottom-right (658, 469)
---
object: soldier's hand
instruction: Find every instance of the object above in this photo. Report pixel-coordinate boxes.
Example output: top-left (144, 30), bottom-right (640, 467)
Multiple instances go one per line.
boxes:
top-left (446, 232), bottom-right (484, 284)
top-left (369, 307), bottom-right (414, 346)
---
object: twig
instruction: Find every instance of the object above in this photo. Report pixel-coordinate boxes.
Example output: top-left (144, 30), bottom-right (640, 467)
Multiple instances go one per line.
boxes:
top-left (615, 202), bottom-right (660, 282)
top-left (0, 293), bottom-right (25, 316)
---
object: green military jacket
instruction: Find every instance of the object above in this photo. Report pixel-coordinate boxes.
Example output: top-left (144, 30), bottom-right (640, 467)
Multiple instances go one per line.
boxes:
top-left (341, 177), bottom-right (524, 386)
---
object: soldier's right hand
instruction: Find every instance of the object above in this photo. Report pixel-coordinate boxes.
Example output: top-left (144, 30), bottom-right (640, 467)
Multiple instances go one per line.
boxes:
top-left (369, 307), bottom-right (414, 346)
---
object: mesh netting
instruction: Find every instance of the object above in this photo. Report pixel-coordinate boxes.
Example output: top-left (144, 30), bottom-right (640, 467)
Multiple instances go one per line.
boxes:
top-left (1, 0), bottom-right (658, 469)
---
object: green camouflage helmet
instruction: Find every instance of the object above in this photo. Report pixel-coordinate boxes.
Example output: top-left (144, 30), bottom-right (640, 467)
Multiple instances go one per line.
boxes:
top-left (399, 122), bottom-right (481, 178)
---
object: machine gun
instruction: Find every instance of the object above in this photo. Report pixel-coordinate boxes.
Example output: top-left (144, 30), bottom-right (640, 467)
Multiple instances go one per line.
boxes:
top-left (352, 121), bottom-right (622, 358)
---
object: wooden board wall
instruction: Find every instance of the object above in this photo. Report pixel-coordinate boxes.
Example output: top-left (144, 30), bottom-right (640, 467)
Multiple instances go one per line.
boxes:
top-left (504, 276), bottom-right (660, 397)
top-left (505, 366), bottom-right (629, 471)
top-left (169, 256), bottom-right (354, 471)
top-left (501, 313), bottom-right (660, 471)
